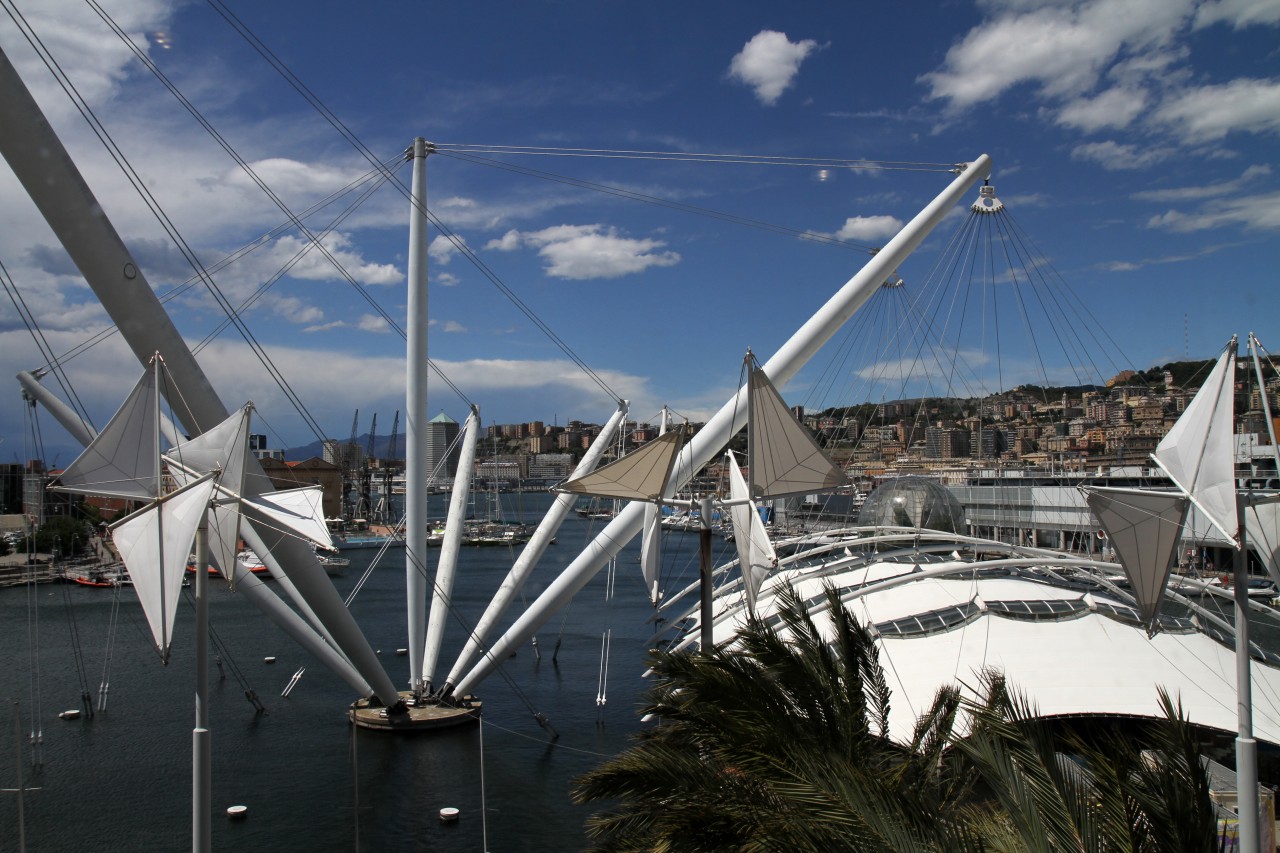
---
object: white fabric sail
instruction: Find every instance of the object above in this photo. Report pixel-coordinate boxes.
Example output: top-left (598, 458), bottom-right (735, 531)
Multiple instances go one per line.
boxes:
top-left (1151, 343), bottom-right (1238, 544)
top-left (165, 405), bottom-right (331, 576)
top-left (556, 427), bottom-right (685, 503)
top-left (53, 366), bottom-right (162, 500)
top-left (1244, 496), bottom-right (1280, 589)
top-left (165, 406), bottom-right (252, 579)
top-left (244, 487), bottom-right (333, 551)
top-left (111, 474), bottom-right (217, 661)
top-left (1084, 485), bottom-right (1189, 630)
top-left (640, 503), bottom-right (662, 604)
top-left (727, 451), bottom-right (777, 613)
top-left (747, 366), bottom-right (848, 499)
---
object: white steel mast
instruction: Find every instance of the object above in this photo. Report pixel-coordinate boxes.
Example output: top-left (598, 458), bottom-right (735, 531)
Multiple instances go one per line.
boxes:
top-left (405, 137), bottom-right (431, 691)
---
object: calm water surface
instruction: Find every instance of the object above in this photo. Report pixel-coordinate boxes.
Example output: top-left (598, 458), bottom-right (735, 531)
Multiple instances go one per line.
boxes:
top-left (0, 493), bottom-right (720, 852)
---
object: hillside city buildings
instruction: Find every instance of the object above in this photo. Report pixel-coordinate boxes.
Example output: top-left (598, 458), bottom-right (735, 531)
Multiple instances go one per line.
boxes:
top-left (9, 360), bottom-right (1279, 565)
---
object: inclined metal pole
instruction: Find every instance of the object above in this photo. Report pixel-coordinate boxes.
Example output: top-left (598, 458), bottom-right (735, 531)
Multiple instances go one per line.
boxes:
top-left (193, 522), bottom-right (211, 853)
top-left (405, 137), bottom-right (430, 693)
top-left (443, 400), bottom-right (629, 690)
top-left (454, 155), bottom-right (993, 696)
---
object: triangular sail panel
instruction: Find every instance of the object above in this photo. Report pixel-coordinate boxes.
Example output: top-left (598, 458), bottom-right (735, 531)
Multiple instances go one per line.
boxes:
top-left (556, 427), bottom-right (685, 503)
top-left (1244, 496), bottom-right (1280, 589)
top-left (111, 474), bottom-right (217, 661)
top-left (244, 487), bottom-right (333, 551)
top-left (165, 406), bottom-right (253, 577)
top-left (1151, 342), bottom-right (1238, 544)
top-left (727, 451), bottom-right (777, 613)
top-left (164, 405), bottom-right (252, 488)
top-left (53, 366), bottom-right (163, 500)
top-left (747, 365), bottom-right (848, 500)
top-left (640, 503), bottom-right (661, 604)
top-left (1084, 486), bottom-right (1189, 631)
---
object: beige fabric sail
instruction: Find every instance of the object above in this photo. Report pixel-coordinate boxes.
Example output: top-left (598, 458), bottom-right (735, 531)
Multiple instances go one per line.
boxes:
top-left (1151, 343), bottom-right (1238, 544)
top-left (1084, 485), bottom-right (1189, 631)
top-left (556, 427), bottom-right (685, 503)
top-left (53, 367), bottom-right (162, 500)
top-left (747, 365), bottom-right (848, 499)
top-left (727, 451), bottom-right (777, 613)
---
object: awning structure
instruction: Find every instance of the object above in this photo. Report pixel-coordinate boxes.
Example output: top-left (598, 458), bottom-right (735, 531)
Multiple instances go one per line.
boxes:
top-left (690, 553), bottom-right (1280, 746)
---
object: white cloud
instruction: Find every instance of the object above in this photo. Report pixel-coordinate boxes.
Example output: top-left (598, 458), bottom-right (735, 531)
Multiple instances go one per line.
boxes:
top-left (1070, 140), bottom-right (1176, 169)
top-left (269, 295), bottom-right (324, 324)
top-left (484, 224), bottom-right (680, 280)
top-left (485, 229), bottom-right (523, 252)
top-left (1131, 164), bottom-right (1272, 201)
top-left (433, 271), bottom-right (461, 287)
top-left (269, 233), bottom-right (402, 285)
top-left (1056, 86), bottom-right (1148, 131)
top-left (1151, 78), bottom-right (1280, 142)
top-left (357, 314), bottom-right (391, 333)
top-left (1194, 0), bottom-right (1280, 29)
top-left (440, 320), bottom-right (467, 333)
top-left (1145, 189), bottom-right (1280, 231)
top-left (727, 30), bottom-right (820, 106)
top-left (429, 234), bottom-right (465, 265)
top-left (921, 0), bottom-right (1194, 109)
top-left (832, 215), bottom-right (904, 242)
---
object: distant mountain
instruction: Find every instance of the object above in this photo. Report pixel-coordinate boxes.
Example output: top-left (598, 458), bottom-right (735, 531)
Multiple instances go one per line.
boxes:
top-left (284, 434), bottom-right (402, 463)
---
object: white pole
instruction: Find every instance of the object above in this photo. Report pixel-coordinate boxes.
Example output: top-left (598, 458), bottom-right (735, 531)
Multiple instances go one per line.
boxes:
top-left (453, 155), bottom-right (993, 696)
top-left (193, 521), bottom-right (211, 853)
top-left (1234, 490), bottom-right (1260, 853)
top-left (442, 401), bottom-right (629, 690)
top-left (405, 137), bottom-right (430, 692)
top-left (422, 406), bottom-right (480, 688)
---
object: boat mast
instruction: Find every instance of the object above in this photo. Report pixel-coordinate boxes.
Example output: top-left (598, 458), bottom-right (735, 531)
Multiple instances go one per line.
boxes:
top-left (405, 137), bottom-right (431, 691)
top-left (452, 155), bottom-right (994, 696)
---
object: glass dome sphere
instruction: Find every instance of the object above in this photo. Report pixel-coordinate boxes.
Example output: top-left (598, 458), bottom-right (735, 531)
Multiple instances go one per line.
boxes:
top-left (857, 476), bottom-right (965, 533)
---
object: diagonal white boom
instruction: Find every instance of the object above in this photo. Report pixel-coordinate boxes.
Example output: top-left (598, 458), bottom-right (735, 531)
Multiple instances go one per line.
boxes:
top-left (452, 154), bottom-right (993, 695)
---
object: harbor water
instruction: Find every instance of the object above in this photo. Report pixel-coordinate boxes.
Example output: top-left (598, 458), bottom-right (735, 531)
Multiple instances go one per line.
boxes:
top-left (0, 493), bottom-right (719, 851)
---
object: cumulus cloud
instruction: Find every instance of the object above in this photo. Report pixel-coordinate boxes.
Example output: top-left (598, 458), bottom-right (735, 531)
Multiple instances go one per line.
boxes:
top-left (1194, 0), bottom-right (1280, 29)
top-left (1056, 86), bottom-right (1148, 131)
top-left (727, 30), bottom-right (821, 106)
top-left (1070, 140), bottom-right (1176, 169)
top-left (1151, 78), bottom-right (1280, 142)
top-left (1145, 189), bottom-right (1280, 232)
top-left (269, 233), bottom-right (401, 285)
top-left (1131, 164), bottom-right (1271, 201)
top-left (484, 224), bottom-right (680, 280)
top-left (923, 0), bottom-right (1280, 156)
top-left (832, 215), bottom-right (904, 242)
top-left (429, 234), bottom-right (466, 265)
top-left (922, 0), bottom-right (1195, 109)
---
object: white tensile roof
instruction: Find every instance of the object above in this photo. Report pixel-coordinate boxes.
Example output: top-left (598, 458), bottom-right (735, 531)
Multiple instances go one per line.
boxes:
top-left (696, 553), bottom-right (1280, 745)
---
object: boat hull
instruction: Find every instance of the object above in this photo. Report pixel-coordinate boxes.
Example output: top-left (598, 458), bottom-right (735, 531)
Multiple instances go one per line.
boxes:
top-left (348, 691), bottom-right (481, 731)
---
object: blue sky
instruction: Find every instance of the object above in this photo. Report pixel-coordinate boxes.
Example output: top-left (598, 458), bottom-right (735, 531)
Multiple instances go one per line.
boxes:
top-left (1, 0), bottom-right (1277, 464)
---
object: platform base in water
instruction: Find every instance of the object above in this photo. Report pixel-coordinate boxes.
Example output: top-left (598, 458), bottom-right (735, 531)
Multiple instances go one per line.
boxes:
top-left (348, 691), bottom-right (481, 732)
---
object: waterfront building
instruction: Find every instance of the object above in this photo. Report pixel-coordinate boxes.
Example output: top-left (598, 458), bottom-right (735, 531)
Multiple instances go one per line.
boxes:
top-left (425, 411), bottom-right (461, 483)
